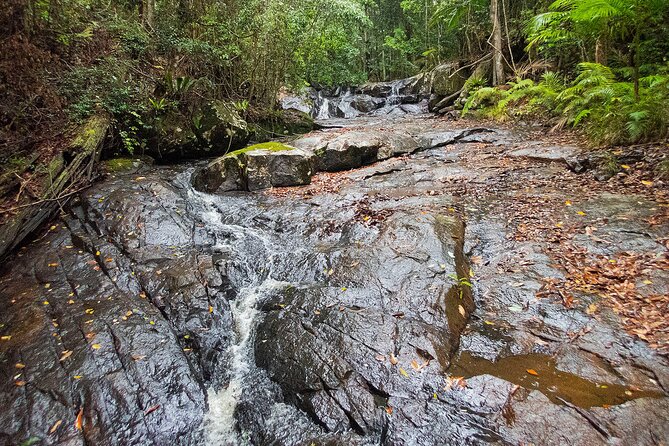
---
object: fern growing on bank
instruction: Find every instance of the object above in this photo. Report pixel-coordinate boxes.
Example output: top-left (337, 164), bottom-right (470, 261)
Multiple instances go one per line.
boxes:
top-left (463, 72), bottom-right (563, 120)
top-left (462, 63), bottom-right (669, 146)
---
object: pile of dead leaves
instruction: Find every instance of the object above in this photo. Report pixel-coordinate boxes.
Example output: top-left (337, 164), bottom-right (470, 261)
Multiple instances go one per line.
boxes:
top-left (557, 246), bottom-right (669, 354)
top-left (354, 199), bottom-right (392, 227)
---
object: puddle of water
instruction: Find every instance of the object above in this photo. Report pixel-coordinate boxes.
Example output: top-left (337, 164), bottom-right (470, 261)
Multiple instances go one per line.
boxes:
top-left (449, 351), bottom-right (664, 408)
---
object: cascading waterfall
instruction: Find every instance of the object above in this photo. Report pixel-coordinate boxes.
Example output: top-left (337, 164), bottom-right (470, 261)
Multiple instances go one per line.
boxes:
top-left (185, 184), bottom-right (316, 445)
top-left (386, 82), bottom-right (401, 106)
top-left (205, 279), bottom-right (288, 445)
top-left (310, 78), bottom-right (426, 120)
top-left (335, 88), bottom-right (359, 119)
top-left (315, 90), bottom-right (331, 120)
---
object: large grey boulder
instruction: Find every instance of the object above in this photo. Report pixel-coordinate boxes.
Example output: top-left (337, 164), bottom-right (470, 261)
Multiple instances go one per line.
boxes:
top-left (280, 93), bottom-right (313, 115)
top-left (428, 62), bottom-right (468, 97)
top-left (377, 133), bottom-right (420, 160)
top-left (244, 148), bottom-right (315, 191)
top-left (317, 132), bottom-right (382, 172)
top-left (191, 144), bottom-right (314, 193)
top-left (351, 95), bottom-right (385, 113)
top-left (290, 130), bottom-right (419, 170)
top-left (358, 81), bottom-right (394, 97)
top-left (191, 155), bottom-right (245, 193)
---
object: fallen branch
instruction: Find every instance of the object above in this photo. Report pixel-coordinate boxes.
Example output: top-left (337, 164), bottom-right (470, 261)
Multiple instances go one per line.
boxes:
top-left (0, 185), bottom-right (91, 214)
top-left (0, 113), bottom-right (109, 259)
top-left (448, 54), bottom-right (492, 79)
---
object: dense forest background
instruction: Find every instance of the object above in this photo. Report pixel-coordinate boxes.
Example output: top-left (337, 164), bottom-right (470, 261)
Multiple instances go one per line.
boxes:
top-left (1, 0), bottom-right (669, 177)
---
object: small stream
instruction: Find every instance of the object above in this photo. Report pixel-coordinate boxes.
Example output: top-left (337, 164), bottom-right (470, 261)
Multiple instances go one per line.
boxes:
top-left (0, 113), bottom-right (667, 445)
top-left (294, 78), bottom-right (428, 120)
top-left (176, 144), bottom-right (665, 444)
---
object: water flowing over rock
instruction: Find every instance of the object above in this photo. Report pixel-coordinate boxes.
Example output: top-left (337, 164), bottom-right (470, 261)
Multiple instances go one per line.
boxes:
top-left (283, 64), bottom-right (468, 121)
top-left (282, 76), bottom-right (431, 121)
top-left (1, 116), bottom-right (668, 446)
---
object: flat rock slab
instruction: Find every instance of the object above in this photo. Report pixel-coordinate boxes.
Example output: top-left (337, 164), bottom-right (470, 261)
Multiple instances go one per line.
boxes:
top-left (2, 116), bottom-right (668, 446)
top-left (508, 143), bottom-right (581, 162)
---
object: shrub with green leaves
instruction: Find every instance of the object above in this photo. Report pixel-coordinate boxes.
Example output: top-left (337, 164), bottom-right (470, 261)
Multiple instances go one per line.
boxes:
top-left (557, 63), bottom-right (669, 145)
top-left (463, 72), bottom-right (564, 121)
top-left (463, 63), bottom-right (669, 146)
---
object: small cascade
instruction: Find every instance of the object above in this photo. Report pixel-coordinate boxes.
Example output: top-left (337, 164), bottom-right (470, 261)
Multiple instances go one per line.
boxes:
top-left (386, 81), bottom-right (402, 106)
top-left (186, 186), bottom-right (319, 445)
top-left (315, 91), bottom-right (331, 120)
top-left (334, 88), bottom-right (359, 119)
top-left (205, 279), bottom-right (290, 445)
top-left (308, 76), bottom-right (427, 120)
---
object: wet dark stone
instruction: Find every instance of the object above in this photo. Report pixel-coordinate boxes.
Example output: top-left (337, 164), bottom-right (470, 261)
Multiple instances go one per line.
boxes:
top-left (254, 212), bottom-right (475, 439)
top-left (0, 171), bottom-right (235, 445)
top-left (2, 116), bottom-right (668, 446)
top-left (191, 155), bottom-right (245, 193)
top-left (244, 149), bottom-right (315, 191)
top-left (317, 132), bottom-right (382, 171)
top-left (350, 95), bottom-right (385, 113)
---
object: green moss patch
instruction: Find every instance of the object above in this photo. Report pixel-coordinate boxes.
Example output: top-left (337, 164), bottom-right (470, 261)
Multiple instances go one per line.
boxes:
top-left (225, 142), bottom-right (294, 158)
top-left (104, 158), bottom-right (138, 172)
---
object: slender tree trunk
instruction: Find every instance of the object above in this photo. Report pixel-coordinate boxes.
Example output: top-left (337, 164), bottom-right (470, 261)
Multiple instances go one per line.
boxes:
top-left (632, 25), bottom-right (640, 101)
top-left (140, 0), bottom-right (154, 28)
top-left (595, 37), bottom-right (608, 65)
top-left (382, 49), bottom-right (386, 81)
top-left (490, 0), bottom-right (504, 86)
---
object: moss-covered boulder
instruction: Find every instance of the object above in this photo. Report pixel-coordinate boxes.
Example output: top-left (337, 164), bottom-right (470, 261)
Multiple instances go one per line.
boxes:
top-left (191, 142), bottom-right (314, 193)
top-left (191, 155), bottom-right (245, 193)
top-left (145, 101), bottom-right (250, 161)
top-left (243, 143), bottom-right (315, 191)
top-left (198, 100), bottom-right (250, 151)
top-left (429, 62), bottom-right (468, 97)
top-left (103, 157), bottom-right (153, 174)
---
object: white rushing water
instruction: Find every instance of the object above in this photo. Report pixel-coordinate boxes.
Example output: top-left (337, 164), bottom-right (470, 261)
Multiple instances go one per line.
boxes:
top-left (205, 278), bottom-right (289, 445)
top-left (187, 184), bottom-right (293, 445)
top-left (386, 81), bottom-right (401, 106)
top-left (316, 91), bottom-right (331, 120)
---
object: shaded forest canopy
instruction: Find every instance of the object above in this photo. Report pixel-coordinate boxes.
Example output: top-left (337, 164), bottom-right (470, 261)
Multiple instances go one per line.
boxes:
top-left (1, 0), bottom-right (668, 178)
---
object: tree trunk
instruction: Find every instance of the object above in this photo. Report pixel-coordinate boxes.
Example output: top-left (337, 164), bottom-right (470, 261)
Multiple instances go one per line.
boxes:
top-left (595, 37), bottom-right (608, 65)
top-left (490, 0), bottom-right (504, 86)
top-left (140, 0), bottom-right (154, 28)
top-left (0, 114), bottom-right (110, 260)
top-left (632, 26), bottom-right (640, 101)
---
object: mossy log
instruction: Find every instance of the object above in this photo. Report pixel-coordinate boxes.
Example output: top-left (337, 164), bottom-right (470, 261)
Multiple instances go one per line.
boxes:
top-left (0, 114), bottom-right (110, 259)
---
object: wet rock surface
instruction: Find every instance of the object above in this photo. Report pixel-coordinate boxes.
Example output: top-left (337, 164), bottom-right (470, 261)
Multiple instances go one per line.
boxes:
top-left (192, 123), bottom-right (494, 191)
top-left (244, 149), bottom-right (314, 191)
top-left (1, 115), bottom-right (668, 445)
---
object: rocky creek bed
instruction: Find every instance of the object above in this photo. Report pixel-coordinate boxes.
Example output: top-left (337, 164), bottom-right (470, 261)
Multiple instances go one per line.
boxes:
top-left (1, 115), bottom-right (668, 445)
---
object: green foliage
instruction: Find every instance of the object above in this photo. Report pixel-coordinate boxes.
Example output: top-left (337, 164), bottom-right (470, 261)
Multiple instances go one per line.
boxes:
top-left (58, 59), bottom-right (148, 121)
top-left (557, 63), bottom-right (669, 144)
top-left (108, 17), bottom-right (151, 57)
top-left (164, 74), bottom-right (196, 98)
top-left (463, 72), bottom-right (563, 120)
top-left (149, 98), bottom-right (169, 113)
top-left (4, 0), bottom-right (668, 165)
top-left (463, 63), bottom-right (669, 146)
top-left (528, 0), bottom-right (669, 76)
